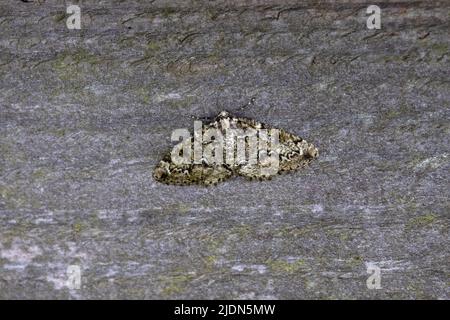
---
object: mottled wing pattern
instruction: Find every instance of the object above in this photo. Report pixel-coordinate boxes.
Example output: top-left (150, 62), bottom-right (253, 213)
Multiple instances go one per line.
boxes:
top-left (277, 129), bottom-right (319, 172)
top-left (153, 111), bottom-right (318, 186)
top-left (153, 154), bottom-right (233, 186)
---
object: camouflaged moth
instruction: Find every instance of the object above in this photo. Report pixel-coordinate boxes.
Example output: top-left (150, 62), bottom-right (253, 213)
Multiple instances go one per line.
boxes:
top-left (153, 111), bottom-right (318, 186)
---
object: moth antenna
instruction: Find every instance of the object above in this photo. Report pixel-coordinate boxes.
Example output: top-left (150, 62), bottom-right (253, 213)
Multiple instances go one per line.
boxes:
top-left (188, 97), bottom-right (221, 121)
top-left (188, 114), bottom-right (214, 122)
top-left (236, 96), bottom-right (256, 113)
top-left (196, 96), bottom-right (256, 119)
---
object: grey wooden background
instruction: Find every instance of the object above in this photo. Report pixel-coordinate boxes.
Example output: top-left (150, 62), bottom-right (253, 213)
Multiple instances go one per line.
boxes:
top-left (0, 0), bottom-right (448, 299)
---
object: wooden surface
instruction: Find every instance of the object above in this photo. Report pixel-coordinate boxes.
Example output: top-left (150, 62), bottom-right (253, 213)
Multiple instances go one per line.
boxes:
top-left (0, 0), bottom-right (449, 299)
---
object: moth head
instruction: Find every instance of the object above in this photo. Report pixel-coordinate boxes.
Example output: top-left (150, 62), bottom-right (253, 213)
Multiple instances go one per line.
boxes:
top-left (217, 110), bottom-right (230, 119)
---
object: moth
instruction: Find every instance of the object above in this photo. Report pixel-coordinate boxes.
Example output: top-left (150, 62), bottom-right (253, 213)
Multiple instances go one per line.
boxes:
top-left (153, 111), bottom-right (318, 186)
